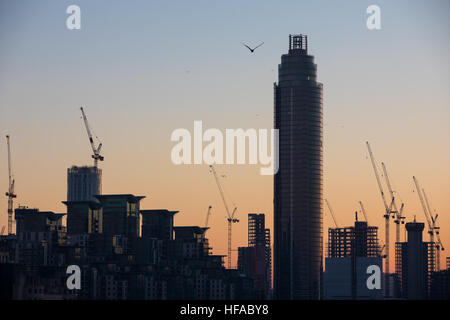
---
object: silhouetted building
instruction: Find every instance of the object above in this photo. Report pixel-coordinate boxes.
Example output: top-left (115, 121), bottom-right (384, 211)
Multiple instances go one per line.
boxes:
top-left (324, 218), bottom-right (382, 299)
top-left (174, 226), bottom-right (211, 258)
top-left (64, 200), bottom-right (103, 236)
top-left (327, 221), bottom-right (380, 258)
top-left (274, 34), bottom-right (323, 300)
top-left (430, 269), bottom-right (450, 300)
top-left (14, 207), bottom-right (66, 266)
top-left (141, 210), bottom-right (178, 240)
top-left (2, 188), bottom-right (256, 300)
top-left (95, 194), bottom-right (144, 238)
top-left (238, 214), bottom-right (272, 299)
top-left (248, 214), bottom-right (270, 247)
top-left (395, 221), bottom-right (434, 299)
top-left (67, 166), bottom-right (102, 202)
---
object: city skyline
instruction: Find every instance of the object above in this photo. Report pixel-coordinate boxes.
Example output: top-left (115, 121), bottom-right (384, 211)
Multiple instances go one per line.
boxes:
top-left (1, 0), bottom-right (449, 273)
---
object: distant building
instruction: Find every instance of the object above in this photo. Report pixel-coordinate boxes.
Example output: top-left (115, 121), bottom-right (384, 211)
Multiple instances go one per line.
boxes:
top-left (238, 213), bottom-right (271, 299)
top-left (2, 191), bottom-right (256, 300)
top-left (64, 200), bottom-right (102, 236)
top-left (14, 207), bottom-right (66, 266)
top-left (395, 221), bottom-right (434, 299)
top-left (430, 268), bottom-right (450, 300)
top-left (327, 221), bottom-right (380, 258)
top-left (141, 210), bottom-right (178, 240)
top-left (324, 218), bottom-right (383, 299)
top-left (95, 194), bottom-right (144, 238)
top-left (174, 226), bottom-right (211, 258)
top-left (67, 166), bottom-right (102, 202)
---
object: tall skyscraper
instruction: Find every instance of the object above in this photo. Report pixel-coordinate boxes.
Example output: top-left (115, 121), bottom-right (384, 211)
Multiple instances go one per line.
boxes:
top-left (67, 166), bottom-right (102, 202)
top-left (274, 34), bottom-right (323, 300)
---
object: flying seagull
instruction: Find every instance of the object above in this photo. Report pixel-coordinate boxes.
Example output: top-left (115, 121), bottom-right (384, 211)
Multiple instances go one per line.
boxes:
top-left (242, 42), bottom-right (264, 53)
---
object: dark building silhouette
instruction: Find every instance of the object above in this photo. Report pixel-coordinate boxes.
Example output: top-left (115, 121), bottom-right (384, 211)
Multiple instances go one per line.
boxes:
top-left (274, 34), bottom-right (323, 300)
top-left (430, 268), bottom-right (450, 300)
top-left (141, 210), bottom-right (178, 240)
top-left (248, 214), bottom-right (270, 247)
top-left (0, 193), bottom-right (256, 300)
top-left (395, 221), bottom-right (434, 299)
top-left (327, 221), bottom-right (380, 258)
top-left (64, 201), bottom-right (102, 236)
top-left (95, 194), bottom-right (144, 238)
top-left (14, 207), bottom-right (66, 266)
top-left (238, 214), bottom-right (271, 299)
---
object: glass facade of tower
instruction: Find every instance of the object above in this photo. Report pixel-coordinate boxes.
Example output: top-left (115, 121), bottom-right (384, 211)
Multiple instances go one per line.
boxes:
top-left (274, 34), bottom-right (323, 300)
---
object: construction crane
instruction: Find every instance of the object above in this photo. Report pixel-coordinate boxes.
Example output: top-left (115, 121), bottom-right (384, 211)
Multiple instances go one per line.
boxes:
top-left (325, 199), bottom-right (339, 228)
top-left (358, 201), bottom-right (369, 225)
top-left (423, 188), bottom-right (445, 271)
top-left (381, 162), bottom-right (405, 244)
top-left (413, 176), bottom-right (436, 271)
top-left (366, 141), bottom-right (393, 295)
top-left (209, 165), bottom-right (238, 269)
top-left (204, 205), bottom-right (212, 229)
top-left (5, 135), bottom-right (16, 235)
top-left (80, 107), bottom-right (104, 167)
top-left (379, 242), bottom-right (386, 257)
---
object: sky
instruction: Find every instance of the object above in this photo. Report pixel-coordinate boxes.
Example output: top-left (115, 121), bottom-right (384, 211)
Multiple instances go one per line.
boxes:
top-left (0, 0), bottom-right (449, 270)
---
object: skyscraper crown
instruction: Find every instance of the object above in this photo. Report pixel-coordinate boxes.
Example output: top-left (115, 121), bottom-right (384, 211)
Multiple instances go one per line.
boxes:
top-left (289, 34), bottom-right (308, 54)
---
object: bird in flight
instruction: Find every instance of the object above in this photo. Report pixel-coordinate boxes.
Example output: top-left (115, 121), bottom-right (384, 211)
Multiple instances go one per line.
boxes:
top-left (242, 42), bottom-right (264, 53)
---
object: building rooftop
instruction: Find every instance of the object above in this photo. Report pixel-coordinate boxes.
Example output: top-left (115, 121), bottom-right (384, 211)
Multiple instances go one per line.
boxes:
top-left (141, 209), bottom-right (179, 216)
top-left (94, 194), bottom-right (146, 203)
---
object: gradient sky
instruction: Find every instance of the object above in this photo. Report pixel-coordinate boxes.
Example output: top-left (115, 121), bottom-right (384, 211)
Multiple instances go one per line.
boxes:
top-left (0, 0), bottom-right (449, 270)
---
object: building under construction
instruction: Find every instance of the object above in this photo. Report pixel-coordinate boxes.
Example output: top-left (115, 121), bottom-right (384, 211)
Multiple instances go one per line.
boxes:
top-left (67, 166), bottom-right (102, 202)
top-left (238, 214), bottom-right (272, 299)
top-left (327, 220), bottom-right (381, 258)
top-left (324, 217), bottom-right (383, 299)
top-left (395, 221), bottom-right (435, 299)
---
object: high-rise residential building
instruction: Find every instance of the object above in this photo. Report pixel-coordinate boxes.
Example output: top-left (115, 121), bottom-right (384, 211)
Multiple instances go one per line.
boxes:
top-left (395, 221), bottom-right (434, 299)
top-left (67, 166), bottom-right (102, 202)
top-left (94, 194), bottom-right (144, 238)
top-left (248, 214), bottom-right (270, 248)
top-left (141, 209), bottom-right (178, 240)
top-left (14, 207), bottom-right (66, 266)
top-left (64, 200), bottom-right (103, 236)
top-left (238, 214), bottom-right (271, 299)
top-left (274, 34), bottom-right (323, 300)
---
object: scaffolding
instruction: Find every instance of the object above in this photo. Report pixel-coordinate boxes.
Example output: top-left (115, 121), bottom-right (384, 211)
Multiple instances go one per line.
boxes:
top-left (327, 221), bottom-right (380, 258)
